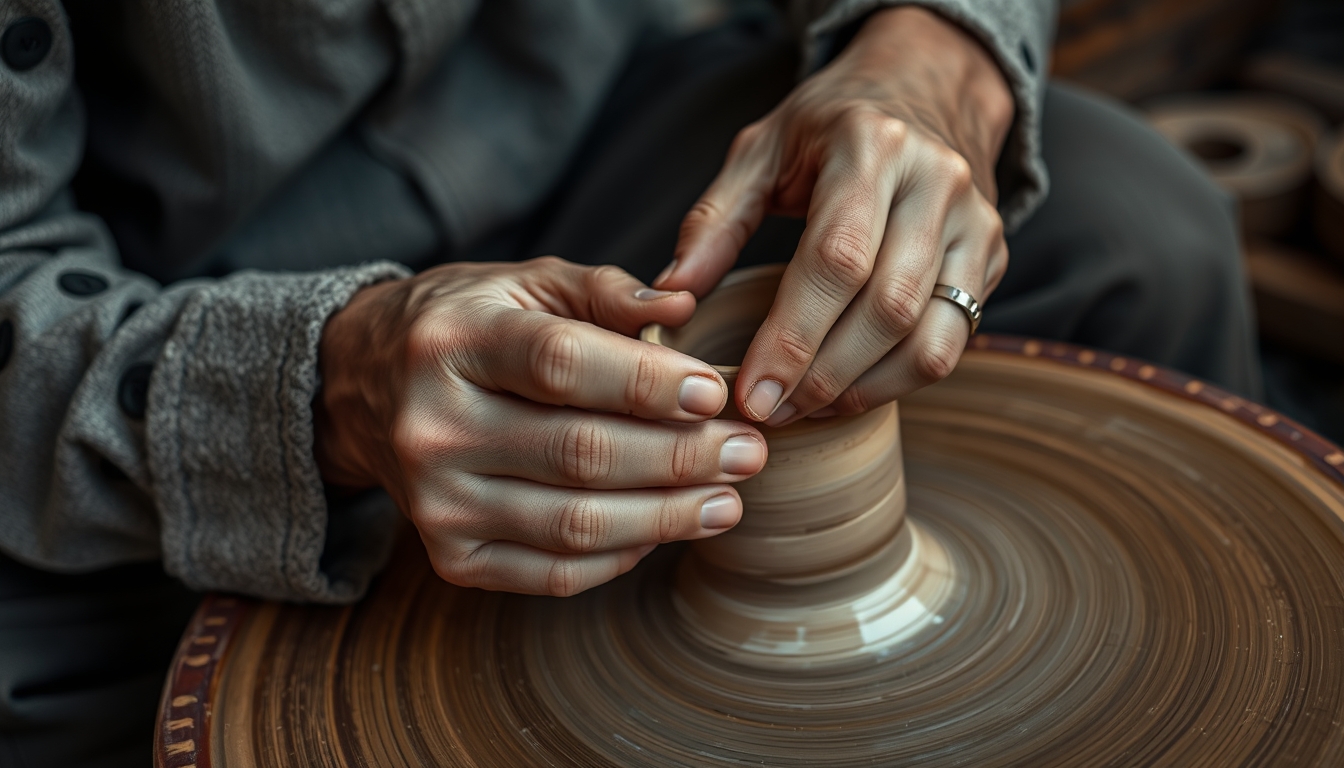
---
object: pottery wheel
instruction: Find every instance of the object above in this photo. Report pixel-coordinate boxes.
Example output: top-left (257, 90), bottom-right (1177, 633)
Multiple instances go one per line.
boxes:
top-left (158, 338), bottom-right (1344, 767)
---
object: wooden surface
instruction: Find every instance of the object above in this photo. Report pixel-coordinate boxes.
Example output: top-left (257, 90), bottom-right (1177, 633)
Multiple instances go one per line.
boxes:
top-left (1245, 238), bottom-right (1344, 363)
top-left (157, 336), bottom-right (1344, 767)
top-left (1053, 0), bottom-right (1282, 101)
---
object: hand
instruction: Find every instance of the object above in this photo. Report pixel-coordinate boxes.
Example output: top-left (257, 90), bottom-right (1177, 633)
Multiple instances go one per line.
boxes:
top-left (314, 257), bottom-right (768, 596)
top-left (657, 7), bottom-right (1015, 425)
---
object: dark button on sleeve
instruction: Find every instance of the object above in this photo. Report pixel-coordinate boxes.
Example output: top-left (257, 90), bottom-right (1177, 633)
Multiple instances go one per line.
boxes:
top-left (2, 17), bottom-right (52, 72)
top-left (118, 363), bottom-right (154, 419)
top-left (58, 271), bottom-right (109, 297)
top-left (0, 319), bottom-right (12, 372)
top-left (1019, 41), bottom-right (1036, 74)
top-left (117, 301), bottom-right (144, 328)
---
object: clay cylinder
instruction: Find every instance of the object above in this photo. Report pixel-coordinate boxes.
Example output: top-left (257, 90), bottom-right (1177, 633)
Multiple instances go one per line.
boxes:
top-left (641, 265), bottom-right (905, 584)
top-left (642, 265), bottom-right (949, 667)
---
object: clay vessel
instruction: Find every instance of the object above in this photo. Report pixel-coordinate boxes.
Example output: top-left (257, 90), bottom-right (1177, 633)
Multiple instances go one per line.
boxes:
top-left (641, 264), bottom-right (954, 667)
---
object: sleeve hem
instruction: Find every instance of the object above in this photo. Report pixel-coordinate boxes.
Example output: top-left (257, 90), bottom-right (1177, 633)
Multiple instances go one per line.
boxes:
top-left (151, 260), bottom-right (411, 603)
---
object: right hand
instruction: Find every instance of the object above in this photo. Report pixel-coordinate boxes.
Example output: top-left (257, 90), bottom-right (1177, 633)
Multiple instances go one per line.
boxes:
top-left (314, 257), bottom-right (767, 596)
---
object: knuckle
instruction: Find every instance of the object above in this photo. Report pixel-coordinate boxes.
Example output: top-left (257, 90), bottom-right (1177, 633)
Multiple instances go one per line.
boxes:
top-left (681, 197), bottom-right (754, 252)
top-left (551, 420), bottom-right (616, 485)
top-left (530, 324), bottom-right (582, 399)
top-left (982, 204), bottom-right (1006, 240)
top-left (654, 496), bottom-right (681, 542)
top-left (728, 122), bottom-right (764, 159)
top-left (771, 325), bottom-right (816, 371)
top-left (872, 279), bottom-right (924, 337)
top-left (545, 559), bottom-right (585, 597)
top-left (874, 115), bottom-right (910, 148)
top-left (813, 230), bottom-right (872, 295)
top-left (669, 430), bottom-right (703, 484)
top-left (530, 254), bottom-right (566, 270)
top-left (852, 111), bottom-right (908, 152)
top-left (835, 386), bottom-right (875, 415)
top-left (434, 543), bottom-right (484, 588)
top-left (553, 495), bottom-right (605, 553)
top-left (391, 415), bottom-right (444, 468)
top-left (798, 365), bottom-right (846, 405)
top-left (936, 149), bottom-right (974, 190)
top-left (625, 347), bottom-right (661, 412)
top-left (591, 264), bottom-right (628, 285)
top-left (912, 337), bottom-right (962, 384)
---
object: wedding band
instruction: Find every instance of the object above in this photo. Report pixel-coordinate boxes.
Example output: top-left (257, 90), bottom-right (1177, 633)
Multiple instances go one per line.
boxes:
top-left (931, 284), bottom-right (982, 334)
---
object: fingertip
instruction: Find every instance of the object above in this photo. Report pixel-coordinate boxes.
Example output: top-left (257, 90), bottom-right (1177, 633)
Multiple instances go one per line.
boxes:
top-left (678, 374), bottom-right (727, 418)
top-left (698, 492), bottom-right (741, 531)
top-left (740, 378), bottom-right (785, 423)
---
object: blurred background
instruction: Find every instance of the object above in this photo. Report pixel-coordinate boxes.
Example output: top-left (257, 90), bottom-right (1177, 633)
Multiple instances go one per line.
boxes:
top-left (1051, 0), bottom-right (1344, 444)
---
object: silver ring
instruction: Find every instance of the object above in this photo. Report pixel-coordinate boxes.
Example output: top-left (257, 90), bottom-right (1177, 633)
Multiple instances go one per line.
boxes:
top-left (931, 284), bottom-right (982, 334)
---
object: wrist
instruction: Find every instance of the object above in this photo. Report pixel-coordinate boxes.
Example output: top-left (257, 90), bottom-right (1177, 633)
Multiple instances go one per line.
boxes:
top-left (314, 278), bottom-right (407, 491)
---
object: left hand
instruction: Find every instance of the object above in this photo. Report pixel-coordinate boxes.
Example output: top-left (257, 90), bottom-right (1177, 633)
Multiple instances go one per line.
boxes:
top-left (655, 6), bottom-right (1015, 425)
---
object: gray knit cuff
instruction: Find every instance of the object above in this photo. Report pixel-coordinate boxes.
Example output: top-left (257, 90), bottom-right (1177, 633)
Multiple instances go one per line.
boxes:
top-left (149, 261), bottom-right (411, 603)
top-left (796, 0), bottom-right (1053, 231)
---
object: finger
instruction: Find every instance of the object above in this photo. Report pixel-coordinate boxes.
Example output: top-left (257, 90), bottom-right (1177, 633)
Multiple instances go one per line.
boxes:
top-left (512, 256), bottom-right (699, 336)
top-left (655, 122), bottom-right (778, 296)
top-left (785, 188), bottom-right (995, 419)
top-left (471, 478), bottom-right (743, 553)
top-left (779, 181), bottom-right (954, 418)
top-left (736, 132), bottom-right (902, 424)
top-left (443, 539), bottom-right (656, 596)
top-left (472, 308), bottom-right (730, 421)
top-left (815, 246), bottom-right (984, 418)
top-left (464, 397), bottom-right (767, 488)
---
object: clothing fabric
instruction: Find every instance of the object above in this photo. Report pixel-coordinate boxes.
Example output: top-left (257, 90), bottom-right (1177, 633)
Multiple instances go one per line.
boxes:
top-left (0, 0), bottom-right (1056, 603)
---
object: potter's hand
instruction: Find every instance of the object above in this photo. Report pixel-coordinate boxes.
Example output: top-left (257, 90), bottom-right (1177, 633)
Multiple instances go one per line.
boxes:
top-left (314, 257), bottom-right (767, 595)
top-left (658, 7), bottom-right (1014, 425)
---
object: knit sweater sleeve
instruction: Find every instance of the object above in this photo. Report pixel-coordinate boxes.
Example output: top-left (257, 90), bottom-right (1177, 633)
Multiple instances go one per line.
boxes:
top-left (0, 0), bottom-right (410, 603)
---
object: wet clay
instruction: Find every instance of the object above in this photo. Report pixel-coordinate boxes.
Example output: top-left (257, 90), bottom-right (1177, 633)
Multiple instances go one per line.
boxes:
top-left (159, 340), bottom-right (1344, 765)
top-left (641, 265), bottom-right (951, 666)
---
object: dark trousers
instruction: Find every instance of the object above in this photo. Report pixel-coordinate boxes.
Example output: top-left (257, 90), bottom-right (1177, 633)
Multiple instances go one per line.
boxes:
top-left (0, 18), bottom-right (1260, 768)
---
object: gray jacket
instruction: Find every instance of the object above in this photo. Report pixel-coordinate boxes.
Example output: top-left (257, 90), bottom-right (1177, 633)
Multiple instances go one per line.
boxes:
top-left (0, 0), bottom-right (1055, 602)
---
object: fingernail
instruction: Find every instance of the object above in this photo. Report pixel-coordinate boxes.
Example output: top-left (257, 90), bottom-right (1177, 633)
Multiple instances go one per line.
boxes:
top-left (635, 288), bottom-right (676, 300)
top-left (720, 435), bottom-right (766, 474)
top-left (700, 493), bottom-right (740, 530)
top-left (653, 260), bottom-right (678, 287)
top-left (808, 407), bottom-right (838, 419)
top-left (764, 402), bottom-right (797, 427)
top-left (743, 379), bottom-right (784, 421)
top-left (679, 375), bottom-right (724, 416)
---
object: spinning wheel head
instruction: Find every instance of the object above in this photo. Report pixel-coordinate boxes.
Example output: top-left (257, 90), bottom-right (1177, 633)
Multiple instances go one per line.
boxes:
top-left (159, 272), bottom-right (1344, 767)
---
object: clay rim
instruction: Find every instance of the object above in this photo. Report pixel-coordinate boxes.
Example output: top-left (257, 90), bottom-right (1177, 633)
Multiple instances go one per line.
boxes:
top-left (638, 262), bottom-right (787, 381)
top-left (153, 333), bottom-right (1344, 768)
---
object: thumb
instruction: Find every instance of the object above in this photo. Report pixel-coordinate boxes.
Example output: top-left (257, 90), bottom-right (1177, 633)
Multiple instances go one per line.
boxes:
top-left (656, 125), bottom-right (776, 296)
top-left (527, 258), bottom-right (698, 337)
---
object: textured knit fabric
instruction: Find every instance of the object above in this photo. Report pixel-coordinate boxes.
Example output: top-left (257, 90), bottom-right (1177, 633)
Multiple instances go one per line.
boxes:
top-left (0, 0), bottom-right (1054, 602)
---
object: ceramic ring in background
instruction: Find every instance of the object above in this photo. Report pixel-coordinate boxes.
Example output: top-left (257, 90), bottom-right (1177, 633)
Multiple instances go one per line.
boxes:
top-left (1147, 93), bottom-right (1324, 237)
top-left (931, 283), bottom-right (982, 334)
